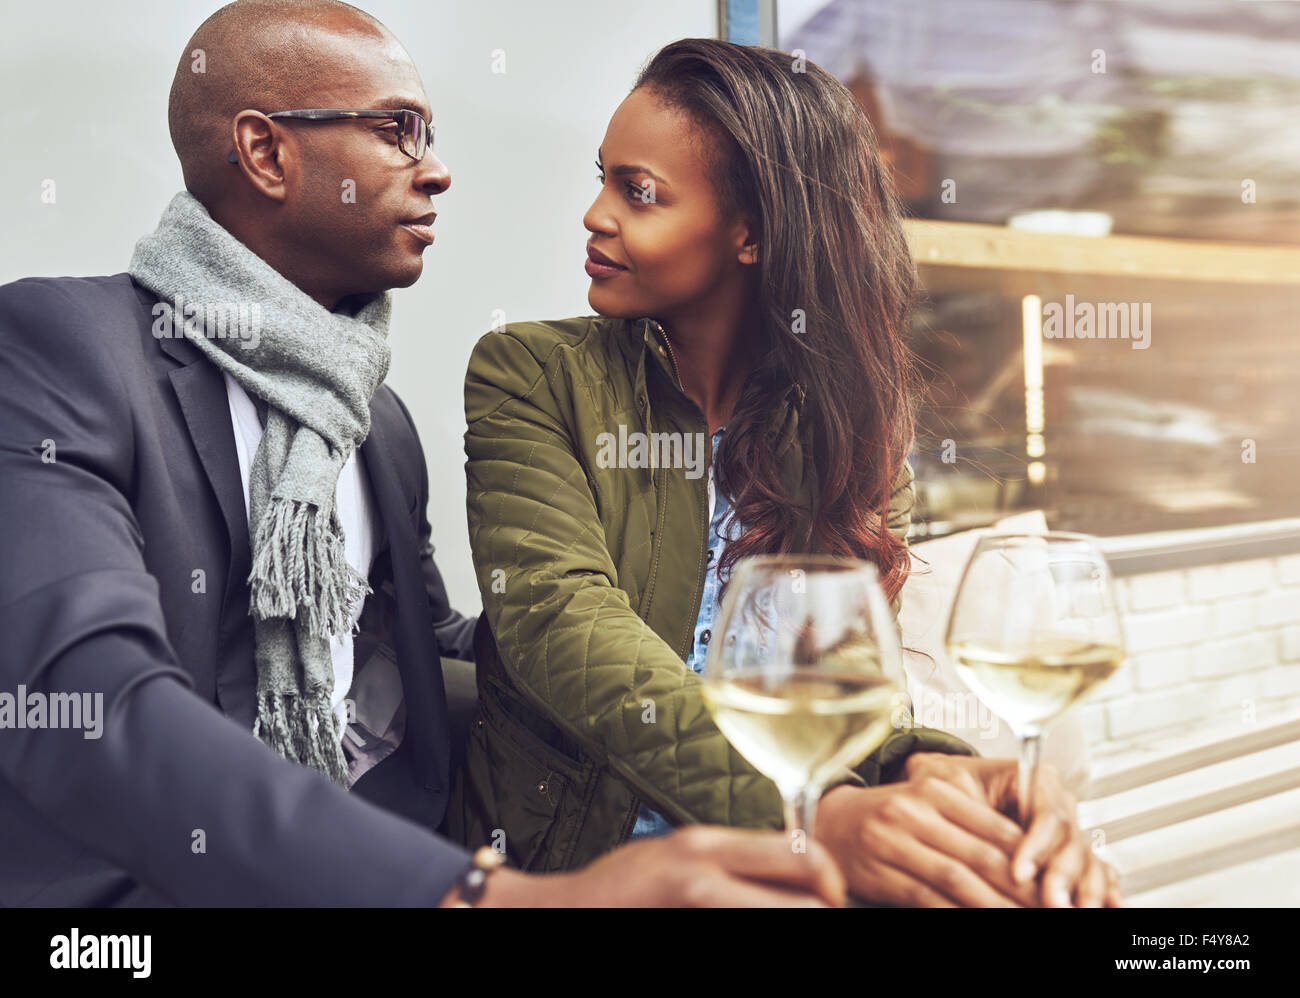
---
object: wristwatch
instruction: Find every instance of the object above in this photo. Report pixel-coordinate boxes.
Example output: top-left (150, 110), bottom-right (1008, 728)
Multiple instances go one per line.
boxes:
top-left (450, 846), bottom-right (505, 907)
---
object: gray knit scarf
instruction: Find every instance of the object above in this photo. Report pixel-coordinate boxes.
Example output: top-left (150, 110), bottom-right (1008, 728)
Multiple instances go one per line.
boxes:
top-left (128, 191), bottom-right (392, 785)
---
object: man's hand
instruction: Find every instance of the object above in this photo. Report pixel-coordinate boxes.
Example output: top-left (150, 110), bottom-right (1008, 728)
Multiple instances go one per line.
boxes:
top-left (902, 752), bottom-right (1125, 908)
top-left (814, 777), bottom-right (1043, 907)
top-left (454, 825), bottom-right (848, 907)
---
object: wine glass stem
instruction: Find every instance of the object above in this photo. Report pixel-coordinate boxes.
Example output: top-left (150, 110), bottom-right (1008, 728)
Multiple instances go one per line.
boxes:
top-left (1018, 733), bottom-right (1042, 830)
top-left (782, 785), bottom-right (819, 852)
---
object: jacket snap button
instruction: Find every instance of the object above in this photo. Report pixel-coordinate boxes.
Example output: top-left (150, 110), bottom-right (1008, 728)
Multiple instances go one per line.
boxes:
top-left (536, 780), bottom-right (549, 794)
top-left (700, 629), bottom-right (711, 644)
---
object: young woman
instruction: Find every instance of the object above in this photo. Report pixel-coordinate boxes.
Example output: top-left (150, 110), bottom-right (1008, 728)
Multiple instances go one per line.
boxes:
top-left (448, 38), bottom-right (1121, 907)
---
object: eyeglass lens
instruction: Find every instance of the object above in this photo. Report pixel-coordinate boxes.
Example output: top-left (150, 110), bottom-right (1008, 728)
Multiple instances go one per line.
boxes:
top-left (401, 112), bottom-right (430, 159)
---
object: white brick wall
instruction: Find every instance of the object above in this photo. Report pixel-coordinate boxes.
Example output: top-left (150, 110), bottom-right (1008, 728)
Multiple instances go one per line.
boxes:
top-left (1282, 625), bottom-right (1300, 663)
top-left (1086, 553), bottom-right (1300, 757)
top-left (1276, 554), bottom-right (1300, 586)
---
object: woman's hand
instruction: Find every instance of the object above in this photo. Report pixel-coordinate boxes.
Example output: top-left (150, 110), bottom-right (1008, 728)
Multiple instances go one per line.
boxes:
top-left (901, 752), bottom-right (1125, 908)
top-left (814, 778), bottom-right (1044, 907)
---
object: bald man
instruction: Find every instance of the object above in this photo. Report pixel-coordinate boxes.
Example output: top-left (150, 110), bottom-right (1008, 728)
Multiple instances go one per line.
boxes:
top-left (0, 0), bottom-right (847, 908)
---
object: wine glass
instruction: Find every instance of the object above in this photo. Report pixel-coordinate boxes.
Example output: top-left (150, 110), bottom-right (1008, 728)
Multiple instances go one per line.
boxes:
top-left (945, 532), bottom-right (1126, 828)
top-left (701, 554), bottom-right (910, 844)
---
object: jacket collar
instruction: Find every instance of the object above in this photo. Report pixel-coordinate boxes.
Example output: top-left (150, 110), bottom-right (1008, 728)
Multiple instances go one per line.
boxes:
top-left (640, 316), bottom-right (681, 391)
top-left (620, 315), bottom-right (818, 538)
top-left (625, 315), bottom-right (806, 452)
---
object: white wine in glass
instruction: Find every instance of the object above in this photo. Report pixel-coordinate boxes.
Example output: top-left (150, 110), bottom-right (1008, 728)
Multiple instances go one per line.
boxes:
top-left (945, 532), bottom-right (1126, 827)
top-left (701, 555), bottom-right (910, 842)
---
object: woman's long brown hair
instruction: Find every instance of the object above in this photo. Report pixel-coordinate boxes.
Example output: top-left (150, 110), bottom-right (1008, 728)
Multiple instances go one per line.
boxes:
top-left (635, 38), bottom-right (920, 604)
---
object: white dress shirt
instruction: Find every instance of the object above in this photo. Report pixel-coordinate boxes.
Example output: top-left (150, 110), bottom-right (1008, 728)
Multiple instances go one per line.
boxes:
top-left (222, 372), bottom-right (378, 740)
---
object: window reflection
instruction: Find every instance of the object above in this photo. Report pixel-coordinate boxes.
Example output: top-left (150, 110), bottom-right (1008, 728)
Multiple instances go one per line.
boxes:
top-left (780, 0), bottom-right (1300, 537)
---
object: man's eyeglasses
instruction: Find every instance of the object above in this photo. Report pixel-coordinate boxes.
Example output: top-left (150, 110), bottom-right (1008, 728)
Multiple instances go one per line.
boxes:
top-left (226, 108), bottom-right (434, 164)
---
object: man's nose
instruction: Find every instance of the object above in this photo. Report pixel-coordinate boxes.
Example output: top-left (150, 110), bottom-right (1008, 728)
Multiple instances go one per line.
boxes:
top-left (416, 151), bottom-right (451, 195)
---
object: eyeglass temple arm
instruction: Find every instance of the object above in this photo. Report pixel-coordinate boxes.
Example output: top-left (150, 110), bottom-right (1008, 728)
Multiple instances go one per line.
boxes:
top-left (228, 110), bottom-right (355, 163)
top-left (227, 110), bottom-right (426, 163)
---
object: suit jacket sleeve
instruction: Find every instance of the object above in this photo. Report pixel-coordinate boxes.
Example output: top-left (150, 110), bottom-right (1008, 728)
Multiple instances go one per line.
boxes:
top-left (0, 279), bottom-right (473, 906)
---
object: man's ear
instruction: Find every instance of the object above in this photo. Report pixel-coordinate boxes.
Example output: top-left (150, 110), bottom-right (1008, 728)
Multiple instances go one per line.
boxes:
top-left (230, 110), bottom-right (289, 203)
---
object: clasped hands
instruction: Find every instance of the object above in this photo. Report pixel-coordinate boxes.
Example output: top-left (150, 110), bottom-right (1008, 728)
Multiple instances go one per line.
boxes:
top-left (814, 752), bottom-right (1124, 907)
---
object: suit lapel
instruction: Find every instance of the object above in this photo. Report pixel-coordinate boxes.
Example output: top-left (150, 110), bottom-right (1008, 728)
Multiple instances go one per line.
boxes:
top-left (160, 336), bottom-right (255, 710)
top-left (166, 364), bottom-right (251, 573)
top-left (360, 408), bottom-right (452, 794)
top-left (159, 322), bottom-right (449, 792)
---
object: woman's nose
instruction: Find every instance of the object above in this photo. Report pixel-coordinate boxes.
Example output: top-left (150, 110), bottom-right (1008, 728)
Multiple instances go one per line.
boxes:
top-left (583, 194), bottom-right (614, 235)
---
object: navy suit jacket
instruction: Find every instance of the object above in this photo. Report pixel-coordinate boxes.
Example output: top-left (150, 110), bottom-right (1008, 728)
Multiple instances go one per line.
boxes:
top-left (0, 273), bottom-right (478, 906)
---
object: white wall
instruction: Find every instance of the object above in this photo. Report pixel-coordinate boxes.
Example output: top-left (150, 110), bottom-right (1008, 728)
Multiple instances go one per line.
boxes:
top-left (1083, 553), bottom-right (1300, 755)
top-left (0, 0), bottom-right (717, 617)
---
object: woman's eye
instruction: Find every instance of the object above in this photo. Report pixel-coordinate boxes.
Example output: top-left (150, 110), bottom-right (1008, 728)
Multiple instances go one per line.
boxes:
top-left (592, 162), bottom-right (651, 204)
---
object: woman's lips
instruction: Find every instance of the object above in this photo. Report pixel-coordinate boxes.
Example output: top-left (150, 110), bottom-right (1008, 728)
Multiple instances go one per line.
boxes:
top-left (400, 222), bottom-right (435, 245)
top-left (584, 259), bottom-right (625, 279)
top-left (585, 248), bottom-right (627, 279)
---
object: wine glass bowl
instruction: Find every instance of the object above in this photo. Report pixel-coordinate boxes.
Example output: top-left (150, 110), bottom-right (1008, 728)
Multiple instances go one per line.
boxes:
top-left (701, 555), bottom-right (910, 841)
top-left (944, 532), bottom-right (1126, 826)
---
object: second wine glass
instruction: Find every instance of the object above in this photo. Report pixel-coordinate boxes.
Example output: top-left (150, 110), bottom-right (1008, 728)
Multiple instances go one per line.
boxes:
top-left (945, 532), bottom-right (1126, 828)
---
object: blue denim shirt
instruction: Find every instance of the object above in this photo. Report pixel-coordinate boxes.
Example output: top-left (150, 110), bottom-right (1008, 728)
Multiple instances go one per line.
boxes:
top-left (630, 425), bottom-right (740, 839)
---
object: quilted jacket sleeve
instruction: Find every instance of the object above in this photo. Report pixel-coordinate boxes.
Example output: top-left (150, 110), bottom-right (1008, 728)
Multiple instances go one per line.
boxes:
top-left (465, 328), bottom-right (971, 828)
top-left (466, 328), bottom-right (784, 827)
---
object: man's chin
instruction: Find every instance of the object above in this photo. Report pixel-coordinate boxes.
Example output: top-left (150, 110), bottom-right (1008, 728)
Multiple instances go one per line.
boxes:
top-left (384, 259), bottom-right (424, 290)
top-left (337, 263), bottom-right (421, 304)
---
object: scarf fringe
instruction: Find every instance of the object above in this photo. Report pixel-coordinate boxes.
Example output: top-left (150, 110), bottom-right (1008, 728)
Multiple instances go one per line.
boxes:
top-left (249, 497), bottom-right (372, 638)
top-left (253, 689), bottom-right (350, 786)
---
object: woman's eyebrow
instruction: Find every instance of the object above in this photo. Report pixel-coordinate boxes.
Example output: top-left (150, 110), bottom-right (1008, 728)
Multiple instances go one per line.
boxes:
top-left (598, 148), bottom-right (666, 185)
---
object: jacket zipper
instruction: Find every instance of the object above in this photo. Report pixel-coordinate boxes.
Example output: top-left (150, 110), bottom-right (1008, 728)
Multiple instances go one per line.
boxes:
top-left (645, 319), bottom-right (708, 661)
top-left (626, 319), bottom-right (722, 836)
top-left (651, 320), bottom-right (685, 393)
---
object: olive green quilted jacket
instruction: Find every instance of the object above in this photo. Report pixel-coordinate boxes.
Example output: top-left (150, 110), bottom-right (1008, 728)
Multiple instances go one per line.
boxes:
top-left (445, 314), bottom-right (976, 871)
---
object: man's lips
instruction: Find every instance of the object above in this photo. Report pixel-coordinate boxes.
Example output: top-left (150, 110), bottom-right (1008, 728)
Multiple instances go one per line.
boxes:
top-left (400, 223), bottom-right (435, 245)
top-left (401, 213), bottom-right (436, 245)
